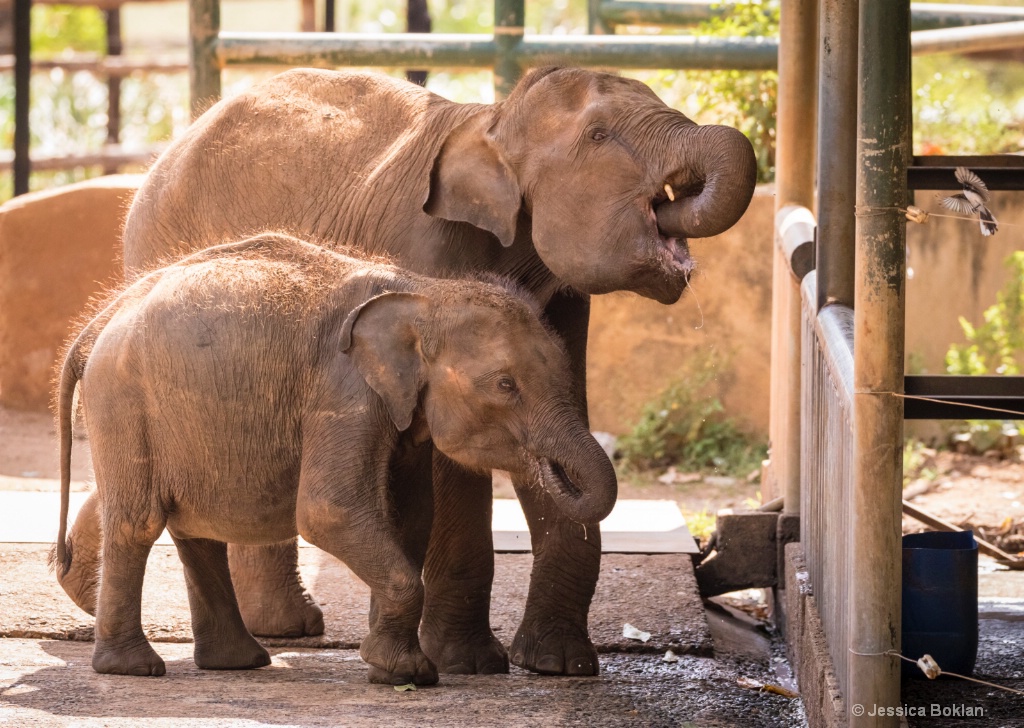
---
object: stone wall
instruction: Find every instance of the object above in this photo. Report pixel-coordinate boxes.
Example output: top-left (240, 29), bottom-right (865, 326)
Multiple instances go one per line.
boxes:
top-left (0, 176), bottom-right (140, 411)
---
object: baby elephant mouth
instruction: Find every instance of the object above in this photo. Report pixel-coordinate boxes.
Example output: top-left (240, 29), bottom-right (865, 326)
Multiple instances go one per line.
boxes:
top-left (537, 457), bottom-right (583, 500)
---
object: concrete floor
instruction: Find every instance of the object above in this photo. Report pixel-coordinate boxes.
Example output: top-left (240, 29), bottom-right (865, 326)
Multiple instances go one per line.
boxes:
top-left (0, 544), bottom-right (806, 727)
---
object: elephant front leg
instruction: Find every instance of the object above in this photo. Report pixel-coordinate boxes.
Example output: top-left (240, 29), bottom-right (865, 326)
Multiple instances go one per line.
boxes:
top-left (227, 539), bottom-right (324, 637)
top-left (419, 453), bottom-right (509, 675)
top-left (509, 478), bottom-right (602, 675)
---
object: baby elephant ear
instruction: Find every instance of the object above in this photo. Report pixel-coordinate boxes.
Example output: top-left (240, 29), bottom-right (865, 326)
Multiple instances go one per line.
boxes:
top-left (340, 292), bottom-right (431, 432)
top-left (423, 113), bottom-right (522, 248)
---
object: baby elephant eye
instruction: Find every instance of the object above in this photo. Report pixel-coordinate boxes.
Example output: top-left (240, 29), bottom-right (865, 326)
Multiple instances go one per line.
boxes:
top-left (498, 376), bottom-right (518, 393)
top-left (590, 129), bottom-right (608, 142)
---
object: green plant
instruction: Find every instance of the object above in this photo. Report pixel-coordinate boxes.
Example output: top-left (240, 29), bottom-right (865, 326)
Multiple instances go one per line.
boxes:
top-left (946, 252), bottom-right (1024, 376)
top-left (943, 251), bottom-right (1024, 451)
top-left (683, 508), bottom-right (717, 542)
top-left (616, 352), bottom-right (767, 475)
top-left (689, 1), bottom-right (779, 183)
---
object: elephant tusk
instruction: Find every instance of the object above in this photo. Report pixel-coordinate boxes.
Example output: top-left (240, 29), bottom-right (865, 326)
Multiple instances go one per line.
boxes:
top-left (664, 183), bottom-right (675, 202)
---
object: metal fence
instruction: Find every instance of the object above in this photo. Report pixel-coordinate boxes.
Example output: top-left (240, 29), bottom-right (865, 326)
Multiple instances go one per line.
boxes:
top-left (800, 269), bottom-right (855, 710)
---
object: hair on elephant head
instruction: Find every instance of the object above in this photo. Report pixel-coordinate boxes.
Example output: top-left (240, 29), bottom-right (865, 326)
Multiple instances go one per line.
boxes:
top-left (424, 66), bottom-right (758, 304)
top-left (340, 283), bottom-right (616, 524)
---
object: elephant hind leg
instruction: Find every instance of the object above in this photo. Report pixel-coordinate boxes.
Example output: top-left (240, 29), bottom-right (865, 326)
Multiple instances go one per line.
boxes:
top-left (227, 540), bottom-right (324, 638)
top-left (174, 536), bottom-right (271, 670)
top-left (91, 512), bottom-right (166, 677)
top-left (54, 490), bottom-right (102, 616)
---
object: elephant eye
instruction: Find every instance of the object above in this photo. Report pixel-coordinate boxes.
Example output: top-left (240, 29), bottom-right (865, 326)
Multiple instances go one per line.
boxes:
top-left (497, 376), bottom-right (518, 393)
top-left (590, 129), bottom-right (608, 142)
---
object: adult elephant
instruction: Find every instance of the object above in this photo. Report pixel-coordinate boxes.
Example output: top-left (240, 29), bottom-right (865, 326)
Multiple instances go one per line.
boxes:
top-left (106, 67), bottom-right (756, 676)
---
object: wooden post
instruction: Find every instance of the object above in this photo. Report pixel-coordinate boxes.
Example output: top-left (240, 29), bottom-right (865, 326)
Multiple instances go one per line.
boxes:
top-left (190, 0), bottom-right (222, 120)
top-left (768, 0), bottom-right (817, 511)
top-left (849, 0), bottom-right (909, 723)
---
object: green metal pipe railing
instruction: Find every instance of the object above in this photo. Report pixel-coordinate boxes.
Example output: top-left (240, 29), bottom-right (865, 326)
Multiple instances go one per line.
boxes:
top-left (214, 33), bottom-right (780, 71)
top-left (590, 0), bottom-right (1024, 32)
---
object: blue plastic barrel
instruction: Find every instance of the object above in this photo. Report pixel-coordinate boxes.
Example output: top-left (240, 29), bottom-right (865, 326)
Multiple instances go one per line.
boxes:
top-left (901, 530), bottom-right (978, 678)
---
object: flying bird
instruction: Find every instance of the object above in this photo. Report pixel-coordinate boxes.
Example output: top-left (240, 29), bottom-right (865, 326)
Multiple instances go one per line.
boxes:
top-left (937, 167), bottom-right (998, 236)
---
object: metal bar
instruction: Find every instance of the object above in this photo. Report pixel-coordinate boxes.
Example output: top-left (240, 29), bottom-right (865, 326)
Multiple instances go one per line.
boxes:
top-left (910, 4), bottom-right (1024, 32)
top-left (903, 375), bottom-right (1024, 419)
top-left (815, 0), bottom-right (858, 312)
top-left (405, 0), bottom-right (431, 86)
top-left (596, 1), bottom-right (721, 28)
top-left (908, 156), bottom-right (1024, 191)
top-left (493, 0), bottom-right (524, 100)
top-left (850, 0), bottom-right (910, 723)
top-left (324, 0), bottom-right (334, 33)
top-left (13, 0), bottom-right (30, 196)
top-left (104, 8), bottom-right (123, 175)
top-left (0, 144), bottom-right (167, 172)
top-left (769, 0), bottom-right (817, 515)
top-left (912, 19), bottom-right (1024, 55)
top-left (596, 1), bottom-right (1024, 31)
top-left (217, 32), bottom-right (781, 70)
top-left (587, 0), bottom-right (613, 35)
top-left (190, 0), bottom-right (221, 119)
top-left (0, 54), bottom-right (190, 75)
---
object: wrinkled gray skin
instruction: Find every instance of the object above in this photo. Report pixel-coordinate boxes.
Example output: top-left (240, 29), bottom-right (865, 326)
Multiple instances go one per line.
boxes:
top-left (55, 234), bottom-right (616, 684)
top-left (62, 66), bottom-right (757, 676)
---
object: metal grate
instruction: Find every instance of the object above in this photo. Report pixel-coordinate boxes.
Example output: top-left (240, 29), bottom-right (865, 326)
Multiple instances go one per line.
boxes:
top-left (800, 272), bottom-right (855, 703)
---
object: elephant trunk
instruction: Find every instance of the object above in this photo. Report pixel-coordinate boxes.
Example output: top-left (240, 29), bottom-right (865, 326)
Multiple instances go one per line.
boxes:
top-left (655, 124), bottom-right (758, 240)
top-left (531, 418), bottom-right (618, 524)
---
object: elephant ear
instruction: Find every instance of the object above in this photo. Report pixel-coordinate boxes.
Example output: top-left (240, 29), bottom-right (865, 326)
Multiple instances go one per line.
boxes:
top-left (339, 292), bottom-right (430, 432)
top-left (424, 113), bottom-right (521, 248)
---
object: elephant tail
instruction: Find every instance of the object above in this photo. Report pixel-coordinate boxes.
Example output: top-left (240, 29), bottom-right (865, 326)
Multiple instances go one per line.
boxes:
top-left (52, 336), bottom-right (84, 578)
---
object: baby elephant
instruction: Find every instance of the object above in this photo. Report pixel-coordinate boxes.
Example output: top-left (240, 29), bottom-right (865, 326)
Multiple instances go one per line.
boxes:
top-left (54, 233), bottom-right (616, 685)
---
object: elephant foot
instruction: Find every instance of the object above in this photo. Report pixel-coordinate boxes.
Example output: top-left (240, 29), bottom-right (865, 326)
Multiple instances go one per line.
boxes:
top-left (510, 618), bottom-right (599, 676)
top-left (238, 594), bottom-right (324, 639)
top-left (229, 542), bottom-right (325, 638)
top-left (93, 636), bottom-right (166, 677)
top-left (419, 625), bottom-right (509, 675)
top-left (362, 633), bottom-right (438, 686)
top-left (194, 633), bottom-right (271, 670)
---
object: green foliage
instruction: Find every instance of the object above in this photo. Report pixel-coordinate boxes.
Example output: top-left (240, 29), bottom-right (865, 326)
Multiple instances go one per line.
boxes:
top-left (945, 252), bottom-right (1024, 376)
top-left (688, 1), bottom-right (779, 183)
top-left (617, 352), bottom-right (767, 476)
top-left (944, 251), bottom-right (1024, 449)
top-left (913, 55), bottom-right (1024, 156)
top-left (31, 6), bottom-right (107, 56)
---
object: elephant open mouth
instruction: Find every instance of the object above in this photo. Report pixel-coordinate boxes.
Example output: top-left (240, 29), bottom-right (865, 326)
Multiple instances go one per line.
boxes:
top-left (648, 200), bottom-right (695, 279)
top-left (537, 457), bottom-right (583, 500)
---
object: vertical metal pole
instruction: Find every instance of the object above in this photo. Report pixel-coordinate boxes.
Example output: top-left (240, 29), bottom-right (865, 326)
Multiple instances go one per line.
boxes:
top-left (816, 0), bottom-right (858, 311)
top-left (493, 0), bottom-right (524, 100)
top-left (849, 0), bottom-right (909, 723)
top-left (104, 8), bottom-right (123, 175)
top-left (587, 0), bottom-right (612, 34)
top-left (405, 0), bottom-right (431, 86)
top-left (324, 0), bottom-right (335, 32)
top-left (768, 0), bottom-right (817, 512)
top-left (190, 0), bottom-right (221, 120)
top-left (13, 0), bottom-right (31, 196)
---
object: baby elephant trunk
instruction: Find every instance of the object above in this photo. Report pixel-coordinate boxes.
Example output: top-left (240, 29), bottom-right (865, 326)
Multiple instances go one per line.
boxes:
top-left (532, 420), bottom-right (618, 524)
